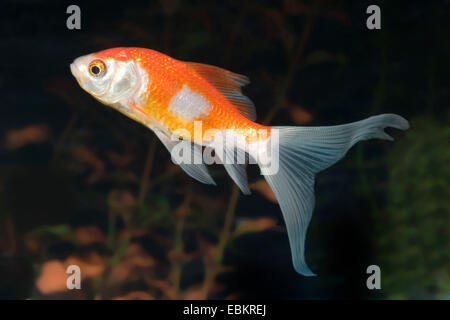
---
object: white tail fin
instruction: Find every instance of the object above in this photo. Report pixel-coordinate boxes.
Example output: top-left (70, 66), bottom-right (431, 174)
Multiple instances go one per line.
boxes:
top-left (256, 114), bottom-right (409, 276)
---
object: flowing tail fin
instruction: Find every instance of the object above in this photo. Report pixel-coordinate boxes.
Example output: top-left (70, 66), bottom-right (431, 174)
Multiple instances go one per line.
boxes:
top-left (256, 114), bottom-right (409, 276)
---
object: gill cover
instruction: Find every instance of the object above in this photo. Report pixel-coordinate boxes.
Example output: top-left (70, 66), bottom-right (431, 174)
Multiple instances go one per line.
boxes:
top-left (70, 54), bottom-right (140, 104)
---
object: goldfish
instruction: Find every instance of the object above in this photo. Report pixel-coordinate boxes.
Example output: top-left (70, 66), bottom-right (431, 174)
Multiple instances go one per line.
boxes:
top-left (70, 47), bottom-right (409, 276)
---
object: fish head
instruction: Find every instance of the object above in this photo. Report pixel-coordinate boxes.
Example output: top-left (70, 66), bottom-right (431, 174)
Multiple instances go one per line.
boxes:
top-left (70, 48), bottom-right (143, 105)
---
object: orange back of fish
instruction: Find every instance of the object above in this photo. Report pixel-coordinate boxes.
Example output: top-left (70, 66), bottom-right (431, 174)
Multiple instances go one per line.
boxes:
top-left (95, 47), bottom-right (269, 143)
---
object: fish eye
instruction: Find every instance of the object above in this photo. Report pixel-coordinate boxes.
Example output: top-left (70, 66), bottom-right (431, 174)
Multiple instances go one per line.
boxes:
top-left (88, 60), bottom-right (106, 77)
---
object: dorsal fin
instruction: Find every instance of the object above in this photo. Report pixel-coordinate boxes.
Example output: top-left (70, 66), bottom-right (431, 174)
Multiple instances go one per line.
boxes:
top-left (186, 62), bottom-right (257, 121)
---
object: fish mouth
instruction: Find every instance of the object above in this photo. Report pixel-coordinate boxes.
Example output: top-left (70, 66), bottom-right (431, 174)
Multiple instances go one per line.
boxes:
top-left (70, 63), bottom-right (83, 87)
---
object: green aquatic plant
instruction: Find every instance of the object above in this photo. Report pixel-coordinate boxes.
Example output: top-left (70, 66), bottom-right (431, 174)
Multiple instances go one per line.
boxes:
top-left (376, 117), bottom-right (450, 299)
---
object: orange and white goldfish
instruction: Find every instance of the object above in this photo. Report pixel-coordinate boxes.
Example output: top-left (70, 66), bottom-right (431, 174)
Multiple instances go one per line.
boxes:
top-left (70, 47), bottom-right (409, 276)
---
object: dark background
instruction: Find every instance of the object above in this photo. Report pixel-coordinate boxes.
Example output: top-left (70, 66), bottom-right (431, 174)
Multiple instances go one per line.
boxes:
top-left (0, 0), bottom-right (448, 299)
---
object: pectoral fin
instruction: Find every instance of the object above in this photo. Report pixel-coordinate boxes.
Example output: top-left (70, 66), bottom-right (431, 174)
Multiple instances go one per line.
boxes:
top-left (153, 129), bottom-right (216, 185)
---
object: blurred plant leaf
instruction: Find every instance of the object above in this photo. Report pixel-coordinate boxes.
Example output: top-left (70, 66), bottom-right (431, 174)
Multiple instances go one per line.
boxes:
top-left (107, 151), bottom-right (135, 167)
top-left (249, 179), bottom-right (277, 203)
top-left (108, 189), bottom-right (137, 218)
top-left (36, 252), bottom-right (106, 295)
top-left (3, 124), bottom-right (50, 150)
top-left (105, 170), bottom-right (140, 184)
top-left (234, 217), bottom-right (277, 237)
top-left (113, 291), bottom-right (154, 300)
top-left (287, 104), bottom-right (313, 124)
top-left (65, 252), bottom-right (106, 279)
top-left (72, 145), bottom-right (105, 184)
top-left (182, 284), bottom-right (204, 300)
top-left (136, 192), bottom-right (172, 228)
top-left (35, 260), bottom-right (68, 294)
top-left (303, 50), bottom-right (348, 67)
top-left (74, 226), bottom-right (106, 246)
top-left (26, 224), bottom-right (75, 249)
top-left (376, 117), bottom-right (450, 299)
top-left (0, 218), bottom-right (16, 255)
top-left (263, 8), bottom-right (294, 53)
top-left (109, 243), bottom-right (156, 285)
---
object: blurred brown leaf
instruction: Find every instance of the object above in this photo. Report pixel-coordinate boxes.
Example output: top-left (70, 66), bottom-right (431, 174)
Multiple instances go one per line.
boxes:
top-left (36, 260), bottom-right (67, 294)
top-left (175, 194), bottom-right (192, 218)
top-left (235, 217), bottom-right (278, 236)
top-left (118, 227), bottom-right (149, 242)
top-left (283, 0), bottom-right (309, 15)
top-left (183, 284), bottom-right (204, 300)
top-left (126, 243), bottom-right (156, 268)
top-left (65, 252), bottom-right (106, 278)
top-left (107, 151), bottom-right (135, 167)
top-left (197, 235), bottom-right (218, 268)
top-left (108, 189), bottom-right (136, 216)
top-left (249, 179), bottom-right (277, 203)
top-left (210, 279), bottom-right (228, 295)
top-left (0, 218), bottom-right (16, 254)
top-left (144, 275), bottom-right (175, 299)
top-left (191, 193), bottom-right (226, 215)
top-left (109, 262), bottom-right (131, 285)
top-left (152, 233), bottom-right (173, 248)
top-left (25, 238), bottom-right (39, 254)
top-left (72, 145), bottom-right (105, 183)
top-left (215, 265), bottom-right (236, 275)
top-left (263, 8), bottom-right (294, 53)
top-left (36, 253), bottom-right (104, 295)
top-left (74, 226), bottom-right (106, 246)
top-left (113, 291), bottom-right (154, 300)
top-left (45, 77), bottom-right (86, 109)
top-left (3, 124), bottom-right (50, 150)
top-left (287, 105), bottom-right (313, 124)
top-left (168, 248), bottom-right (198, 263)
top-left (109, 244), bottom-right (156, 285)
top-left (226, 291), bottom-right (245, 300)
